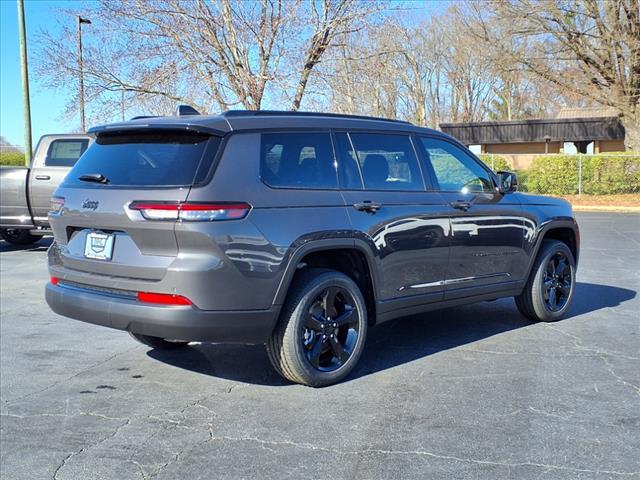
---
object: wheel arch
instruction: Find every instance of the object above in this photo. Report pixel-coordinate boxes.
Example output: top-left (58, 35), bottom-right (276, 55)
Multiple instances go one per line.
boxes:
top-left (525, 219), bottom-right (580, 281)
top-left (273, 239), bottom-right (380, 325)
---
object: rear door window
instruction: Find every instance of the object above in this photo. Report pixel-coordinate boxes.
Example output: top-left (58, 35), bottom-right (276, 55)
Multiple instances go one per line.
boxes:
top-left (64, 131), bottom-right (218, 187)
top-left (45, 139), bottom-right (90, 167)
top-left (348, 133), bottom-right (425, 191)
top-left (260, 133), bottom-right (337, 189)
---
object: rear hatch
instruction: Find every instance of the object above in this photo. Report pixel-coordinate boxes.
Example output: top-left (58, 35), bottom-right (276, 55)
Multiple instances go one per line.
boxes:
top-left (49, 129), bottom-right (221, 286)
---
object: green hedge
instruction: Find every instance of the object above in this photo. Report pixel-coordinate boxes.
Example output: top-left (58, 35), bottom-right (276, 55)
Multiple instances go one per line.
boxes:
top-left (525, 153), bottom-right (640, 195)
top-left (0, 151), bottom-right (26, 166)
top-left (478, 154), bottom-right (511, 173)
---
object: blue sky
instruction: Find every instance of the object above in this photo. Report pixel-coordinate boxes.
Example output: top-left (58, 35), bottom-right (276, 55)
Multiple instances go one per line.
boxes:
top-left (0, 0), bottom-right (78, 149)
top-left (1, 0), bottom-right (449, 151)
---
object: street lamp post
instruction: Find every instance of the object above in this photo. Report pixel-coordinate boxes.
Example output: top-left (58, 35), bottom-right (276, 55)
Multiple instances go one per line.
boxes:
top-left (17, 0), bottom-right (32, 165)
top-left (77, 16), bottom-right (91, 132)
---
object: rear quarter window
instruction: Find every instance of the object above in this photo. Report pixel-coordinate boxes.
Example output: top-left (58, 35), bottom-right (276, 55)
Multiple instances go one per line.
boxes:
top-left (63, 131), bottom-right (219, 187)
top-left (45, 139), bottom-right (90, 167)
top-left (260, 132), bottom-right (338, 189)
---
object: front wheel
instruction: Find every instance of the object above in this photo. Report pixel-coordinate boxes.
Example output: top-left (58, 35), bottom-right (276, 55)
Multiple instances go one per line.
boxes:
top-left (0, 228), bottom-right (39, 245)
top-left (515, 240), bottom-right (576, 322)
top-left (267, 269), bottom-right (368, 387)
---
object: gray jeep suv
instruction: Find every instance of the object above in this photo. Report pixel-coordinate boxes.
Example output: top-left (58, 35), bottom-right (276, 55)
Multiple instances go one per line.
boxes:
top-left (46, 110), bottom-right (579, 386)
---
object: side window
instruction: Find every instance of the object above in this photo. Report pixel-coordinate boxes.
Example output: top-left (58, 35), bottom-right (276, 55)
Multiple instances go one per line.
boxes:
top-left (333, 133), bottom-right (363, 189)
top-left (420, 138), bottom-right (494, 193)
top-left (260, 133), bottom-right (337, 189)
top-left (45, 139), bottom-right (89, 167)
top-left (349, 133), bottom-right (424, 191)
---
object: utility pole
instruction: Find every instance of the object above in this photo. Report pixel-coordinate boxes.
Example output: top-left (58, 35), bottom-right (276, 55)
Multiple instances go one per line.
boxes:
top-left (17, 0), bottom-right (32, 166)
top-left (77, 16), bottom-right (91, 132)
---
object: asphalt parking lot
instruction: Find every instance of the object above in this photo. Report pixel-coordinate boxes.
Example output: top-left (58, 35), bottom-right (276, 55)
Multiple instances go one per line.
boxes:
top-left (1, 212), bottom-right (638, 480)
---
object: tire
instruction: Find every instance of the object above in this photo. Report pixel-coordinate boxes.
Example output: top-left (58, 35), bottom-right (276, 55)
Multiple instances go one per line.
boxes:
top-left (515, 240), bottom-right (576, 322)
top-left (129, 332), bottom-right (189, 350)
top-left (0, 228), bottom-right (39, 245)
top-left (266, 269), bottom-right (368, 387)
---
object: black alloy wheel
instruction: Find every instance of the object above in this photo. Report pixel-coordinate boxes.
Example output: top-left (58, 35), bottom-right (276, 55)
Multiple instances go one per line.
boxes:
top-left (542, 251), bottom-right (572, 312)
top-left (515, 239), bottom-right (576, 322)
top-left (302, 286), bottom-right (360, 372)
top-left (267, 269), bottom-right (368, 387)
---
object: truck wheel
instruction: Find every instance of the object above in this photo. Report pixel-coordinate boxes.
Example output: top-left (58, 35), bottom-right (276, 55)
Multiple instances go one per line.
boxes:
top-left (129, 332), bottom-right (189, 349)
top-left (267, 269), bottom-right (368, 387)
top-left (515, 240), bottom-right (576, 322)
top-left (0, 229), bottom-right (39, 245)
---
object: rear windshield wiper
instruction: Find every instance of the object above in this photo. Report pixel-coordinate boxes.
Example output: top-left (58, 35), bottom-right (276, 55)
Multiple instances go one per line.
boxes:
top-left (78, 173), bottom-right (110, 184)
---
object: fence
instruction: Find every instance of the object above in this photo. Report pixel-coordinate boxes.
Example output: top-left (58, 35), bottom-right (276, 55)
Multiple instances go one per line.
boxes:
top-left (480, 153), bottom-right (640, 196)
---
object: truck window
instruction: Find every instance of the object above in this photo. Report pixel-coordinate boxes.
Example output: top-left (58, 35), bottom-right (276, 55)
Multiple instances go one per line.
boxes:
top-left (45, 139), bottom-right (90, 167)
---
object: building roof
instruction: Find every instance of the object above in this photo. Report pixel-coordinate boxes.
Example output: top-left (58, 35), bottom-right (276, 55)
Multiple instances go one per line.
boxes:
top-left (555, 106), bottom-right (619, 119)
top-left (89, 110), bottom-right (443, 138)
top-left (439, 116), bottom-right (625, 145)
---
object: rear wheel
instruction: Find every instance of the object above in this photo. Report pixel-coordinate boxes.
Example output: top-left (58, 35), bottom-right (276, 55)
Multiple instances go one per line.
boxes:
top-left (0, 228), bottom-right (39, 245)
top-left (515, 240), bottom-right (576, 322)
top-left (129, 332), bottom-right (189, 350)
top-left (267, 269), bottom-right (368, 387)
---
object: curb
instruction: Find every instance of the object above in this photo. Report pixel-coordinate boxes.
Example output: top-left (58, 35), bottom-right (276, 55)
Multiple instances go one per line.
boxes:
top-left (571, 205), bottom-right (640, 213)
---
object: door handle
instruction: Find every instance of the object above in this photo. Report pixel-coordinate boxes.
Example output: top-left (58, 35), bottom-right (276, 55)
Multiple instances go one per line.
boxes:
top-left (450, 201), bottom-right (472, 211)
top-left (353, 201), bottom-right (382, 214)
top-left (35, 175), bottom-right (51, 180)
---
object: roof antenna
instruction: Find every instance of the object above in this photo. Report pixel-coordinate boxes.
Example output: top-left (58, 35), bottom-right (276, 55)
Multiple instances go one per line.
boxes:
top-left (175, 105), bottom-right (201, 116)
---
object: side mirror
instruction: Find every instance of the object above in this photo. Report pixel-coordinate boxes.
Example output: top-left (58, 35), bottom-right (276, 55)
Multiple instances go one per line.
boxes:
top-left (497, 171), bottom-right (518, 194)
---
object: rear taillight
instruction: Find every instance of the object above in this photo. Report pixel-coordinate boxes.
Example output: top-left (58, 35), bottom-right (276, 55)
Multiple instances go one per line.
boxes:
top-left (137, 291), bottom-right (193, 305)
top-left (129, 202), bottom-right (251, 222)
top-left (50, 276), bottom-right (59, 285)
top-left (50, 196), bottom-right (65, 213)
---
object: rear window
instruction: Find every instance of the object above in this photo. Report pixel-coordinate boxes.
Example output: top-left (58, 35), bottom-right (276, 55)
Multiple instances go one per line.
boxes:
top-left (64, 131), bottom-right (218, 187)
top-left (260, 133), bottom-right (337, 189)
top-left (45, 139), bottom-right (89, 167)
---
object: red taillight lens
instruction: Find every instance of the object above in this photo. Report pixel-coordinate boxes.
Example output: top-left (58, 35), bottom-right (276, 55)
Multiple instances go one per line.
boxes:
top-left (129, 202), bottom-right (250, 222)
top-left (137, 291), bottom-right (193, 306)
top-left (50, 276), bottom-right (59, 285)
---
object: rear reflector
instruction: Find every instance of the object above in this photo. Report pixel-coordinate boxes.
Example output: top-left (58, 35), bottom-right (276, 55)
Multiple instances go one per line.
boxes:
top-left (50, 276), bottom-right (59, 285)
top-left (129, 202), bottom-right (250, 222)
top-left (137, 291), bottom-right (193, 306)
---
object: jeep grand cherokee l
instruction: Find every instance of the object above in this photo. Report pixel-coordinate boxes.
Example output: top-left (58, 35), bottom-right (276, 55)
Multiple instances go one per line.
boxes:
top-left (45, 109), bottom-right (579, 387)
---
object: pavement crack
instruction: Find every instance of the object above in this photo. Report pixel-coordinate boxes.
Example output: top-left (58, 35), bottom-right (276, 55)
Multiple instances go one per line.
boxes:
top-left (206, 435), bottom-right (639, 476)
top-left (545, 324), bottom-right (640, 396)
top-left (51, 417), bottom-right (131, 479)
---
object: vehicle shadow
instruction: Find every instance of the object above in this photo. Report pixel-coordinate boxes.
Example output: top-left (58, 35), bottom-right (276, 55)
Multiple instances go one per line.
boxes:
top-left (0, 238), bottom-right (52, 253)
top-left (147, 281), bottom-right (636, 387)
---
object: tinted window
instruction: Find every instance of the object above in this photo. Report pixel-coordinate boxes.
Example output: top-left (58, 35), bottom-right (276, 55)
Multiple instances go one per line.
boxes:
top-left (65, 131), bottom-right (217, 187)
top-left (334, 133), bottom-right (363, 189)
top-left (261, 133), bottom-right (337, 189)
top-left (349, 133), bottom-right (424, 191)
top-left (420, 138), bottom-right (494, 193)
top-left (45, 139), bottom-right (89, 167)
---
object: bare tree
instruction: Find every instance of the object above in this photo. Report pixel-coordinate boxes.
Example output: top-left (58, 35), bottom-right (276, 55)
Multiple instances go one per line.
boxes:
top-left (35, 0), bottom-right (381, 125)
top-left (470, 0), bottom-right (640, 150)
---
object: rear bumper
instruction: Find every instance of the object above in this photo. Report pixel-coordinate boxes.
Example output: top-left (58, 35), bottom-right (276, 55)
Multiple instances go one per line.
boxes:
top-left (45, 282), bottom-right (280, 344)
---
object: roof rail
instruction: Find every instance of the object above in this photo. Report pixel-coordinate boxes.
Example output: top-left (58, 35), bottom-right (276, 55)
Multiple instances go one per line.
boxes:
top-left (221, 110), bottom-right (412, 125)
top-left (130, 115), bottom-right (160, 120)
